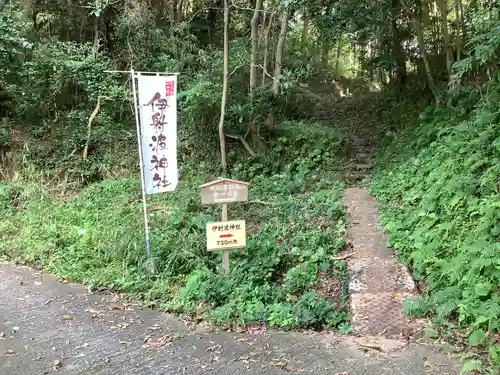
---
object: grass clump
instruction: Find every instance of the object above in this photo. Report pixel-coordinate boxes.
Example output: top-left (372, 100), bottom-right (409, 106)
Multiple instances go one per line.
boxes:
top-left (0, 121), bottom-right (350, 330)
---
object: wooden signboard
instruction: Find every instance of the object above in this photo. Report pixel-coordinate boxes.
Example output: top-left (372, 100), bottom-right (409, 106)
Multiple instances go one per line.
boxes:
top-left (200, 179), bottom-right (249, 204)
top-left (206, 220), bottom-right (246, 251)
top-left (200, 178), bottom-right (250, 274)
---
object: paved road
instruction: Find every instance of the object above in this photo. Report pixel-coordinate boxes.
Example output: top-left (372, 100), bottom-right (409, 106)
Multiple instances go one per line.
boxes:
top-left (0, 264), bottom-right (459, 375)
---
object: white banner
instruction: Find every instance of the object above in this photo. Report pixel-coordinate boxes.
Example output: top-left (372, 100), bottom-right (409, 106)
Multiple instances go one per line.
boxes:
top-left (137, 74), bottom-right (178, 194)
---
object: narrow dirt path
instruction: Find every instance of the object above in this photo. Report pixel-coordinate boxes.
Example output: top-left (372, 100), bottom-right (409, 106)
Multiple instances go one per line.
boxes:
top-left (343, 188), bottom-right (422, 337)
top-left (332, 94), bottom-right (458, 370)
top-left (0, 263), bottom-right (459, 375)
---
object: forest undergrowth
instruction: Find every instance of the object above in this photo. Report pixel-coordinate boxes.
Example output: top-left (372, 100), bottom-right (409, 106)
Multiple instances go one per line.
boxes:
top-left (372, 82), bottom-right (500, 375)
top-left (0, 121), bottom-right (352, 332)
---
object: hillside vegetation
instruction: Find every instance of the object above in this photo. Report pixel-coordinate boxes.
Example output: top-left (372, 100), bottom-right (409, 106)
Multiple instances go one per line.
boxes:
top-left (1, 122), bottom-right (352, 330)
top-left (372, 25), bottom-right (500, 372)
top-left (1, 0), bottom-right (499, 372)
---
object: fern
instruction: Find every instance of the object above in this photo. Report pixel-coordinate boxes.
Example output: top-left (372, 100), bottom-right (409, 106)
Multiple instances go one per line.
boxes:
top-left (460, 359), bottom-right (483, 375)
top-left (403, 296), bottom-right (431, 318)
top-left (436, 300), bottom-right (459, 320)
top-left (372, 45), bottom-right (500, 337)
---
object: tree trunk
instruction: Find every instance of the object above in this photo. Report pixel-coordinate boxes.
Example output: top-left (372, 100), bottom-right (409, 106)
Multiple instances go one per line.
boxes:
top-left (391, 0), bottom-right (407, 90)
top-left (415, 19), bottom-right (435, 90)
top-left (404, 0), bottom-right (437, 102)
top-left (301, 10), bottom-right (309, 56)
top-left (432, 1), bottom-right (441, 52)
top-left (272, 8), bottom-right (289, 96)
top-left (436, 0), bottom-right (453, 75)
top-left (218, 0), bottom-right (229, 172)
top-left (335, 39), bottom-right (342, 76)
top-left (458, 0), bottom-right (466, 46)
top-left (261, 13), bottom-right (273, 87)
top-left (376, 7), bottom-right (386, 85)
top-left (321, 39), bottom-right (330, 69)
top-left (259, 5), bottom-right (266, 49)
top-left (175, 0), bottom-right (184, 22)
top-left (454, 0), bottom-right (461, 60)
top-left (250, 0), bottom-right (263, 93)
top-left (92, 16), bottom-right (99, 57)
top-left (421, 0), bottom-right (430, 26)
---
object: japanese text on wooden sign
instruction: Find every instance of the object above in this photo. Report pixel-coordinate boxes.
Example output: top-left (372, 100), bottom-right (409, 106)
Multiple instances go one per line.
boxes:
top-left (200, 179), bottom-right (249, 204)
top-left (206, 220), bottom-right (246, 251)
top-left (137, 74), bottom-right (178, 194)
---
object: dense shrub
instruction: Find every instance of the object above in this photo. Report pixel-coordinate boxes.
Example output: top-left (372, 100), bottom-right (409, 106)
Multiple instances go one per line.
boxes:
top-left (372, 80), bottom-right (500, 373)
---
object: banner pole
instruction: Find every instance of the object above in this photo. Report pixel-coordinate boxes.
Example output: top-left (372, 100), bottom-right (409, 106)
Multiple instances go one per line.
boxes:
top-left (131, 68), bottom-right (152, 260)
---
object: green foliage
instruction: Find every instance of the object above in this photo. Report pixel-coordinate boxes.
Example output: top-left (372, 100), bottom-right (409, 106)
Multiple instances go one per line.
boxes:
top-left (372, 74), bottom-right (500, 338)
top-left (468, 330), bottom-right (486, 346)
top-left (0, 122), bottom-right (349, 330)
top-left (403, 296), bottom-right (432, 318)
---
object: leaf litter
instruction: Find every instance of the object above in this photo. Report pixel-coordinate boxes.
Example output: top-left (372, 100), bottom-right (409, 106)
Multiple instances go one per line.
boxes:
top-left (143, 333), bottom-right (182, 348)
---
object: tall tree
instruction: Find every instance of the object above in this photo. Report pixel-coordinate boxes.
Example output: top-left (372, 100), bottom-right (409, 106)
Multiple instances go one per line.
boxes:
top-left (250, 0), bottom-right (263, 92)
top-left (436, 0), bottom-right (453, 75)
top-left (218, 0), bottom-right (229, 172)
top-left (391, 0), bottom-right (407, 90)
top-left (454, 0), bottom-right (462, 60)
top-left (301, 9), bottom-right (310, 56)
top-left (260, 11), bottom-right (273, 87)
top-left (403, 0), bottom-right (437, 101)
top-left (272, 7), bottom-right (290, 96)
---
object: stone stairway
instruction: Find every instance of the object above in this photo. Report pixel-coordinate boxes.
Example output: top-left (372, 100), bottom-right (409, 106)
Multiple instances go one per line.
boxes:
top-left (328, 101), bottom-right (423, 338)
top-left (341, 134), bottom-right (377, 187)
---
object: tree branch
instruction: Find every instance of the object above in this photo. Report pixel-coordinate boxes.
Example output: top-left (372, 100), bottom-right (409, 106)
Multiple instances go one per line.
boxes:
top-left (83, 96), bottom-right (109, 159)
top-left (229, 65), bottom-right (244, 77)
top-left (226, 134), bottom-right (258, 157)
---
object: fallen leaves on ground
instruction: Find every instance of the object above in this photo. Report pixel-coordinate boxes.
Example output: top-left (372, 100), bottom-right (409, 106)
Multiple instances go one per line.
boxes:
top-left (84, 308), bottom-right (102, 318)
top-left (57, 276), bottom-right (70, 284)
top-left (52, 359), bottom-right (63, 371)
top-left (144, 334), bottom-right (179, 348)
top-left (270, 361), bottom-right (287, 368)
top-left (270, 360), bottom-right (307, 372)
top-left (110, 305), bottom-right (133, 311)
top-left (206, 343), bottom-right (222, 353)
top-left (354, 336), bottom-right (407, 353)
top-left (246, 324), bottom-right (267, 335)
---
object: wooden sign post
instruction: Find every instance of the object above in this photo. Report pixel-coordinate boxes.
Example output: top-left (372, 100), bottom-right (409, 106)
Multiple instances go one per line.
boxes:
top-left (200, 179), bottom-right (249, 274)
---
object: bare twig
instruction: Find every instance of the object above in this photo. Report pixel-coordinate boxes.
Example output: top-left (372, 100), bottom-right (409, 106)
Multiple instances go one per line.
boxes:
top-left (226, 133), bottom-right (258, 157)
top-left (254, 64), bottom-right (277, 81)
top-left (358, 343), bottom-right (383, 351)
top-left (331, 253), bottom-right (356, 261)
top-left (186, 3), bottom-right (273, 24)
top-left (247, 199), bottom-right (274, 205)
top-left (83, 96), bottom-right (109, 159)
top-left (229, 1), bottom-right (276, 14)
top-left (239, 136), bottom-right (257, 157)
top-left (229, 65), bottom-right (244, 77)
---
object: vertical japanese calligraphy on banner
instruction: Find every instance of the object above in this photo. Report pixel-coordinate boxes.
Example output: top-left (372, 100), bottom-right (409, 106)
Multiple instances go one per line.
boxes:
top-left (137, 75), bottom-right (178, 194)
